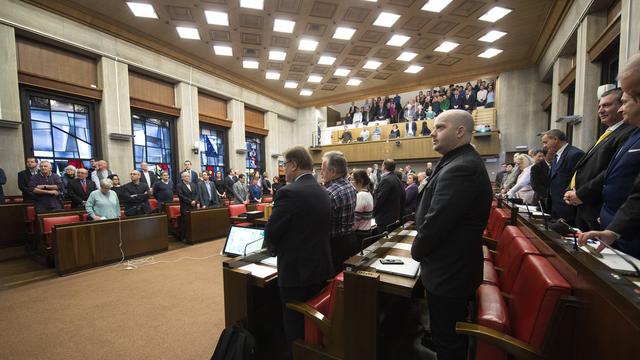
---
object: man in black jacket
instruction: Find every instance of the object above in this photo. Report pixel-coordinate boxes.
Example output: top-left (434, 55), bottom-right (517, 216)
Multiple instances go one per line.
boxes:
top-left (411, 110), bottom-right (492, 360)
top-left (373, 158), bottom-right (405, 233)
top-left (66, 168), bottom-right (97, 208)
top-left (177, 171), bottom-right (199, 239)
top-left (121, 170), bottom-right (151, 216)
top-left (530, 148), bottom-right (551, 207)
top-left (264, 146), bottom-right (332, 345)
top-left (197, 171), bottom-right (219, 208)
top-left (223, 169), bottom-right (236, 201)
top-left (17, 157), bottom-right (38, 201)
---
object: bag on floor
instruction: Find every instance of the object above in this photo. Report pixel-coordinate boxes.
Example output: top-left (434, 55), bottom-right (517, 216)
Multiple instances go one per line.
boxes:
top-left (211, 322), bottom-right (256, 360)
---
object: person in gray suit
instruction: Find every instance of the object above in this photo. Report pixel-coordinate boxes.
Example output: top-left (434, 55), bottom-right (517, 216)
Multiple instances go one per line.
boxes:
top-left (232, 173), bottom-right (249, 204)
top-left (197, 171), bottom-right (220, 208)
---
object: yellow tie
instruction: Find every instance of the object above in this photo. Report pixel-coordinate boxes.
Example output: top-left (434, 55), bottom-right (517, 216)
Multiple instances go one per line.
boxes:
top-left (570, 129), bottom-right (613, 189)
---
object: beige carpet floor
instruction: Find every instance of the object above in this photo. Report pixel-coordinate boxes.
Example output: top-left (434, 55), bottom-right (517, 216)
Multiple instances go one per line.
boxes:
top-left (0, 239), bottom-right (228, 360)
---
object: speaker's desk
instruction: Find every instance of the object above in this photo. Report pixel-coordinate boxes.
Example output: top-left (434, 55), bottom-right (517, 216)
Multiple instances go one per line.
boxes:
top-left (185, 206), bottom-right (230, 244)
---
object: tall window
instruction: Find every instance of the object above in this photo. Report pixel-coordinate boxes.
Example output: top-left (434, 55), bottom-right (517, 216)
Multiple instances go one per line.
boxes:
top-left (132, 113), bottom-right (174, 178)
top-left (245, 134), bottom-right (264, 177)
top-left (23, 92), bottom-right (95, 174)
top-left (200, 124), bottom-right (226, 175)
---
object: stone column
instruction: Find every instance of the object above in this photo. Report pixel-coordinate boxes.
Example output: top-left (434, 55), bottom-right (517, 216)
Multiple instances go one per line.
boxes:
top-left (619, 0), bottom-right (640, 68)
top-left (550, 57), bottom-right (573, 129)
top-left (264, 111), bottom-right (279, 177)
top-left (296, 107), bottom-right (316, 148)
top-left (175, 82), bottom-right (200, 172)
top-left (227, 99), bottom-right (246, 173)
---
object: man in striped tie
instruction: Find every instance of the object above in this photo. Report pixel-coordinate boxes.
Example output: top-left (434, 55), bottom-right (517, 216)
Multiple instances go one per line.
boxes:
top-left (563, 88), bottom-right (634, 230)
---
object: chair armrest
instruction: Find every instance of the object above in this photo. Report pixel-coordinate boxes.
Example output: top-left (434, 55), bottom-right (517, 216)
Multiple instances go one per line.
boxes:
top-left (286, 301), bottom-right (331, 335)
top-left (455, 322), bottom-right (543, 360)
top-left (483, 236), bottom-right (498, 250)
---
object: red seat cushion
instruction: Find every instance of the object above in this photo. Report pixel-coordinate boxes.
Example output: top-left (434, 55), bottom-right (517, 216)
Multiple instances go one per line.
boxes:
top-left (483, 260), bottom-right (498, 285)
top-left (497, 225), bottom-right (525, 244)
top-left (304, 272), bottom-right (344, 346)
top-left (262, 197), bottom-right (273, 203)
top-left (488, 208), bottom-right (510, 239)
top-left (149, 198), bottom-right (158, 211)
top-left (475, 284), bottom-right (510, 360)
top-left (228, 204), bottom-right (247, 217)
top-left (496, 236), bottom-right (541, 294)
top-left (255, 203), bottom-right (267, 212)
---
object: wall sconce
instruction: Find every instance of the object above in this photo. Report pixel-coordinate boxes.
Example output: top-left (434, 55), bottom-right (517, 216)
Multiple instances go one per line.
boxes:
top-left (192, 141), bottom-right (199, 155)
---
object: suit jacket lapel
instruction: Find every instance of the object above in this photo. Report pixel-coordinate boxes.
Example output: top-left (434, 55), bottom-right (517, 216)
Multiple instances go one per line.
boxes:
top-left (607, 129), bottom-right (640, 176)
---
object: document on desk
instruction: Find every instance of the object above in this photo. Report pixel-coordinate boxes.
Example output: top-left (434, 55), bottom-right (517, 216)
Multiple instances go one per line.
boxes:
top-left (371, 255), bottom-right (420, 278)
top-left (381, 242), bottom-right (412, 251)
top-left (515, 204), bottom-right (538, 213)
top-left (259, 256), bottom-right (277, 267)
top-left (579, 242), bottom-right (640, 275)
top-left (531, 211), bottom-right (551, 217)
top-left (397, 230), bottom-right (418, 237)
top-left (238, 263), bottom-right (278, 278)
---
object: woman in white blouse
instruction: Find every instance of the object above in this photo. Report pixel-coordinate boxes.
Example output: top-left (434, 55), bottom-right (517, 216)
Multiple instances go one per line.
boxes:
top-left (507, 154), bottom-right (535, 204)
top-left (351, 169), bottom-right (374, 248)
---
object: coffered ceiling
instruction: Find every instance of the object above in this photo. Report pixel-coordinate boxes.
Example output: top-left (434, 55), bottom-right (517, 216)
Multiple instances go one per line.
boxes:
top-left (25, 0), bottom-right (565, 108)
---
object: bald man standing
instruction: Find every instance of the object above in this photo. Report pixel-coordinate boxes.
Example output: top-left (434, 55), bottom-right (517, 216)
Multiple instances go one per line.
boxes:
top-left (411, 110), bottom-right (492, 360)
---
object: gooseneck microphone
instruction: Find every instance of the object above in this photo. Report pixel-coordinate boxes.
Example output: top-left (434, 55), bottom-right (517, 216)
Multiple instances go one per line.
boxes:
top-left (360, 231), bottom-right (388, 256)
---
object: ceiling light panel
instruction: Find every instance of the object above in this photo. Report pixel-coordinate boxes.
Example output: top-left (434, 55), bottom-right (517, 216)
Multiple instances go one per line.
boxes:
top-left (204, 11), bottom-right (229, 26)
top-left (478, 30), bottom-right (507, 43)
top-left (300, 89), bottom-right (313, 96)
top-left (243, 60), bottom-right (259, 69)
top-left (265, 71), bottom-right (280, 80)
top-left (308, 74), bottom-right (323, 83)
top-left (396, 51), bottom-right (417, 61)
top-left (479, 6), bottom-right (512, 22)
top-left (176, 27), bottom-right (200, 40)
top-left (334, 68), bottom-right (350, 77)
top-left (478, 48), bottom-right (504, 58)
top-left (318, 56), bottom-right (336, 65)
top-left (421, 0), bottom-right (453, 13)
top-left (363, 60), bottom-right (382, 70)
top-left (298, 39), bottom-right (319, 51)
top-left (126, 2), bottom-right (158, 18)
top-left (434, 41), bottom-right (459, 52)
top-left (333, 27), bottom-right (356, 40)
top-left (240, 0), bottom-right (264, 10)
top-left (405, 65), bottom-right (424, 73)
top-left (213, 45), bottom-right (233, 56)
top-left (387, 35), bottom-right (410, 47)
top-left (373, 12), bottom-right (401, 27)
top-left (273, 19), bottom-right (295, 33)
top-left (346, 79), bottom-right (362, 86)
top-left (284, 81), bottom-right (298, 88)
top-left (269, 50), bottom-right (287, 61)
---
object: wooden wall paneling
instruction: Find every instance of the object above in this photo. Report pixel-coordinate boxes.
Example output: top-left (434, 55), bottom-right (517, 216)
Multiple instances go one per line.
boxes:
top-left (559, 68), bottom-right (576, 93)
top-left (128, 71), bottom-right (176, 107)
top-left (0, 204), bottom-right (29, 248)
top-left (588, 16), bottom-right (621, 62)
top-left (198, 92), bottom-right (228, 120)
top-left (200, 115), bottom-right (232, 128)
top-left (244, 107), bottom-right (265, 129)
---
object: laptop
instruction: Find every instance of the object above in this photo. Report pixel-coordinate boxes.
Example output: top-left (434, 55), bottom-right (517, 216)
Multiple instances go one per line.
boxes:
top-left (222, 226), bottom-right (265, 257)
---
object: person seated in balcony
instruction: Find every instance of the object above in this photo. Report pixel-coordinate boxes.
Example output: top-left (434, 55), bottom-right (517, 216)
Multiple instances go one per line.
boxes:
top-left (405, 119), bottom-right (417, 137)
top-left (352, 106), bottom-right (362, 126)
top-left (372, 123), bottom-right (382, 141)
top-left (421, 121), bottom-right (432, 136)
top-left (389, 124), bottom-right (401, 139)
top-left (361, 127), bottom-right (370, 142)
top-left (340, 125), bottom-right (353, 144)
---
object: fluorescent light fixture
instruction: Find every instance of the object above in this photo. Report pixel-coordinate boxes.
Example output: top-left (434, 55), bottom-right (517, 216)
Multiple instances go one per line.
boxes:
top-left (126, 2), bottom-right (158, 18)
top-left (265, 71), bottom-right (280, 80)
top-left (240, 0), bottom-right (264, 10)
top-left (434, 41), bottom-right (459, 52)
top-left (421, 0), bottom-right (453, 13)
top-left (334, 68), bottom-right (350, 77)
top-left (213, 45), bottom-right (233, 56)
top-left (298, 38), bottom-right (319, 51)
top-left (478, 48), bottom-right (503, 58)
top-left (333, 27), bottom-right (356, 40)
top-left (346, 79), bottom-right (362, 86)
top-left (300, 89), bottom-right (313, 96)
top-left (318, 56), bottom-right (336, 65)
top-left (308, 74), bottom-right (323, 83)
top-left (373, 12), bottom-right (400, 27)
top-left (204, 11), bottom-right (229, 26)
top-left (479, 6), bottom-right (512, 22)
top-left (478, 30), bottom-right (507, 43)
top-left (273, 19), bottom-right (295, 33)
top-left (269, 50), bottom-right (287, 61)
top-left (242, 60), bottom-right (259, 69)
top-left (396, 51), bottom-right (417, 61)
top-left (284, 81), bottom-right (298, 88)
top-left (176, 27), bottom-right (200, 40)
top-left (386, 34), bottom-right (410, 47)
top-left (363, 60), bottom-right (382, 70)
top-left (404, 65), bottom-right (424, 73)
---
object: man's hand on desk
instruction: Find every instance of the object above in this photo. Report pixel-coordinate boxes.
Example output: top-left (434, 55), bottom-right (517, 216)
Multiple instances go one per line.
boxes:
top-left (563, 190), bottom-right (583, 206)
top-left (578, 230), bottom-right (619, 252)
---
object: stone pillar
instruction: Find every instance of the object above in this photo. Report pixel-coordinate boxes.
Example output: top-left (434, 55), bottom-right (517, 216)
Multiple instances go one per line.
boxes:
top-left (175, 82), bottom-right (200, 172)
top-left (227, 99), bottom-right (246, 173)
top-left (264, 111), bottom-right (279, 177)
top-left (573, 13), bottom-right (607, 150)
top-left (296, 107), bottom-right (316, 148)
top-left (97, 57), bottom-right (133, 178)
top-left (619, 0), bottom-right (640, 68)
top-left (0, 24), bottom-right (23, 195)
top-left (550, 57), bottom-right (573, 128)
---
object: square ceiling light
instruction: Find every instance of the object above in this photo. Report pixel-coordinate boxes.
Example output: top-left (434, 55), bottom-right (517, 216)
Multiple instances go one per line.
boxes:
top-left (300, 89), bottom-right (313, 96)
top-left (479, 6), bottom-right (512, 22)
top-left (346, 79), bottom-right (362, 86)
top-left (284, 81), bottom-right (298, 88)
top-left (126, 2), bottom-right (158, 18)
top-left (176, 27), bottom-right (200, 40)
top-left (265, 71), bottom-right (280, 80)
top-left (387, 35), bottom-right (410, 47)
top-left (298, 39), bottom-right (319, 51)
top-left (269, 50), bottom-right (287, 61)
top-left (405, 65), bottom-right (424, 73)
top-left (363, 60), bottom-right (382, 70)
top-left (421, 0), bottom-right (453, 13)
top-left (333, 27), bottom-right (356, 40)
top-left (396, 51), bottom-right (417, 61)
top-left (478, 48), bottom-right (504, 58)
top-left (334, 68), bottom-right (350, 77)
top-left (373, 12), bottom-right (401, 27)
top-left (240, 0), bottom-right (263, 10)
top-left (434, 41), bottom-right (459, 52)
top-left (318, 56), bottom-right (336, 65)
top-left (478, 30), bottom-right (507, 43)
top-left (204, 10), bottom-right (229, 26)
top-left (213, 45), bottom-right (233, 56)
top-left (242, 60), bottom-right (259, 69)
top-left (308, 74), bottom-right (323, 83)
top-left (273, 19), bottom-right (295, 33)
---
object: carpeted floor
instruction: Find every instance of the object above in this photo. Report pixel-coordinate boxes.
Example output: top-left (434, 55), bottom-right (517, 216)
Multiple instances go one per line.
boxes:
top-left (0, 239), bottom-right (228, 360)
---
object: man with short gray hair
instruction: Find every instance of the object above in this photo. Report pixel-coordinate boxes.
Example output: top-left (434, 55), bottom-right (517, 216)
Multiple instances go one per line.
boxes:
top-left (28, 160), bottom-right (64, 212)
top-left (122, 169), bottom-right (151, 216)
top-left (66, 167), bottom-right (97, 208)
top-left (91, 160), bottom-right (112, 189)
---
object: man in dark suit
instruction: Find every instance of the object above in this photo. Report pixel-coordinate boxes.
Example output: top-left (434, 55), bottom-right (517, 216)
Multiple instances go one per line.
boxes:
top-left (373, 158), bottom-right (406, 233)
top-left (411, 110), bottom-right (492, 360)
top-left (66, 168), bottom-right (97, 208)
top-left (197, 171), bottom-right (219, 208)
top-left (542, 129), bottom-right (584, 225)
top-left (264, 146), bottom-right (333, 345)
top-left (182, 160), bottom-right (199, 184)
top-left (17, 157), bottom-right (38, 201)
top-left (139, 162), bottom-right (157, 190)
top-left (121, 170), bottom-right (151, 216)
top-left (563, 88), bottom-right (634, 231)
top-left (530, 148), bottom-right (552, 207)
top-left (176, 171), bottom-right (199, 240)
top-left (223, 169), bottom-right (236, 201)
top-left (449, 88), bottom-right (463, 110)
top-left (462, 90), bottom-right (476, 112)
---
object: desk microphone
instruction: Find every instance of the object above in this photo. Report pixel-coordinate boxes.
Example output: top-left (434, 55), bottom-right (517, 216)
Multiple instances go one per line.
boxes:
top-left (538, 200), bottom-right (549, 230)
top-left (591, 236), bottom-right (640, 277)
top-left (385, 220), bottom-right (401, 233)
top-left (558, 219), bottom-right (578, 251)
top-left (243, 237), bottom-right (265, 256)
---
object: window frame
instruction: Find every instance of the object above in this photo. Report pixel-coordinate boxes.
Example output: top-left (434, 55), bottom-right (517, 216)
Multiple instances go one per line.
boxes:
top-left (131, 109), bottom-right (178, 183)
top-left (199, 123), bottom-right (229, 176)
top-left (244, 133), bottom-right (265, 178)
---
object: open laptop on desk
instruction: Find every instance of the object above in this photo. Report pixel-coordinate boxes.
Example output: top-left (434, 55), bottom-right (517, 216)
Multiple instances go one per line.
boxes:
top-left (222, 226), bottom-right (265, 257)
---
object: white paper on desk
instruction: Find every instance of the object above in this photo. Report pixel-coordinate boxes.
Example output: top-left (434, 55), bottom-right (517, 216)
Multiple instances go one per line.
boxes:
top-left (515, 204), bottom-right (538, 213)
top-left (259, 256), bottom-right (277, 267)
top-left (391, 243), bottom-right (412, 251)
top-left (370, 255), bottom-right (420, 278)
top-left (579, 242), bottom-right (640, 274)
top-left (398, 230), bottom-right (411, 236)
top-left (634, 281), bottom-right (640, 288)
top-left (238, 263), bottom-right (277, 278)
top-left (531, 211), bottom-right (551, 217)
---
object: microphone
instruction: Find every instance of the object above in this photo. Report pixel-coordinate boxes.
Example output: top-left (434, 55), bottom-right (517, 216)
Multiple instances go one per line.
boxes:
top-left (589, 237), bottom-right (640, 277)
top-left (538, 200), bottom-right (549, 230)
top-left (243, 237), bottom-right (265, 256)
top-left (360, 231), bottom-right (388, 255)
top-left (385, 220), bottom-right (401, 233)
top-left (558, 219), bottom-right (578, 251)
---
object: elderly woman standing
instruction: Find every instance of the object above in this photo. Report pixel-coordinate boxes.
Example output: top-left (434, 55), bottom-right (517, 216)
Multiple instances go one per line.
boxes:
top-left (507, 154), bottom-right (535, 204)
top-left (85, 178), bottom-right (120, 220)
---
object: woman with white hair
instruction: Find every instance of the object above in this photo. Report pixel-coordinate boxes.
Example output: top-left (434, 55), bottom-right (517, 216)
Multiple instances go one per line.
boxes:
top-left (507, 154), bottom-right (535, 204)
top-left (85, 178), bottom-right (120, 220)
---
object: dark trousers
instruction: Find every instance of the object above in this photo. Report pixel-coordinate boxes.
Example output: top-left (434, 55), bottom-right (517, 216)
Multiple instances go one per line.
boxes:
top-left (279, 282), bottom-right (326, 342)
top-left (426, 291), bottom-right (470, 360)
top-left (330, 233), bottom-right (357, 275)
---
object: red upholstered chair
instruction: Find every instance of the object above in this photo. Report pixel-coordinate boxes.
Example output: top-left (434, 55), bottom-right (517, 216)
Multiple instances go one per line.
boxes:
top-left (25, 206), bottom-right (36, 233)
top-left (42, 215), bottom-right (81, 247)
top-left (224, 199), bottom-right (231, 206)
top-left (262, 196), bottom-right (273, 203)
top-left (486, 208), bottom-right (510, 240)
top-left (172, 195), bottom-right (179, 202)
top-left (255, 203), bottom-right (267, 212)
top-left (229, 204), bottom-right (252, 227)
top-left (483, 225), bottom-right (526, 262)
top-left (167, 205), bottom-right (181, 234)
top-left (120, 209), bottom-right (126, 218)
top-left (63, 202), bottom-right (72, 210)
top-left (148, 198), bottom-right (158, 212)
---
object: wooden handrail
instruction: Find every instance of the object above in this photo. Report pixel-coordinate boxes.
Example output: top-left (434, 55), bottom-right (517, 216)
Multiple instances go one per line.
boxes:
top-left (286, 301), bottom-right (331, 335)
top-left (455, 322), bottom-right (544, 360)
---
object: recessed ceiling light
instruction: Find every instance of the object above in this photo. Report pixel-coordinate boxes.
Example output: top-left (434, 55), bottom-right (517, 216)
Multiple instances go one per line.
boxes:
top-left (300, 89), bottom-right (313, 96)
top-left (346, 79), bottom-right (362, 86)
top-left (478, 48), bottom-right (503, 58)
top-left (126, 2), bottom-right (158, 18)
top-left (396, 51), bottom-right (418, 61)
top-left (269, 50), bottom-right (287, 61)
top-left (284, 81), bottom-right (298, 88)
top-left (363, 60), bottom-right (382, 70)
top-left (478, 30), bottom-right (507, 43)
top-left (421, 0), bottom-right (453, 13)
top-left (308, 74), bottom-right (323, 83)
top-left (318, 56), bottom-right (336, 65)
top-left (404, 65), bottom-right (424, 73)
top-left (240, 0), bottom-right (263, 10)
top-left (265, 71), bottom-right (280, 80)
top-left (334, 68), bottom-right (350, 77)
top-left (204, 10), bottom-right (229, 26)
top-left (213, 45), bottom-right (233, 56)
top-left (333, 27), bottom-right (356, 40)
top-left (298, 39), bottom-right (319, 51)
top-left (176, 27), bottom-right (200, 40)
top-left (242, 60), bottom-right (259, 69)
top-left (386, 35), bottom-right (410, 47)
top-left (373, 12), bottom-right (401, 27)
top-left (273, 19), bottom-right (295, 33)
top-left (434, 41), bottom-right (459, 52)
top-left (479, 6), bottom-right (512, 22)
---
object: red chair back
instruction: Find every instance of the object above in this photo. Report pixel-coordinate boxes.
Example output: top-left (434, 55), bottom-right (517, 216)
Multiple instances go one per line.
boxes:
top-left (149, 198), bottom-right (158, 211)
top-left (304, 272), bottom-right (344, 346)
top-left (496, 236), bottom-right (541, 293)
top-left (262, 196), bottom-right (273, 203)
top-left (487, 208), bottom-right (510, 239)
top-left (26, 206), bottom-right (36, 222)
top-left (42, 215), bottom-right (81, 247)
top-left (476, 284), bottom-right (510, 360)
top-left (255, 203), bottom-right (267, 212)
top-left (167, 205), bottom-right (181, 219)
top-left (228, 204), bottom-right (247, 217)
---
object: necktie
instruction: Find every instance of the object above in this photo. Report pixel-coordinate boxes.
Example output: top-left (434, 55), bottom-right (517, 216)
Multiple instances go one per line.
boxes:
top-left (81, 180), bottom-right (87, 193)
top-left (551, 153), bottom-right (559, 175)
top-left (569, 129), bottom-right (613, 189)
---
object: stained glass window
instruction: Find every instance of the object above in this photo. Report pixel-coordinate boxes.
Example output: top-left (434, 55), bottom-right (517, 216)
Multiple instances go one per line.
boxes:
top-left (27, 95), bottom-right (94, 174)
top-left (200, 125), bottom-right (226, 176)
top-left (132, 113), bottom-right (174, 178)
top-left (245, 134), bottom-right (264, 178)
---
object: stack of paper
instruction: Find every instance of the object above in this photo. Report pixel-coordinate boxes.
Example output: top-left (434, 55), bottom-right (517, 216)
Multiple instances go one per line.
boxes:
top-left (238, 263), bottom-right (278, 278)
top-left (579, 242), bottom-right (640, 275)
top-left (370, 255), bottom-right (420, 278)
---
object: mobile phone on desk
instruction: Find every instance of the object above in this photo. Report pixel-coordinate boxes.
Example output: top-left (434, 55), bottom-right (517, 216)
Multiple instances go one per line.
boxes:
top-left (380, 258), bottom-right (404, 265)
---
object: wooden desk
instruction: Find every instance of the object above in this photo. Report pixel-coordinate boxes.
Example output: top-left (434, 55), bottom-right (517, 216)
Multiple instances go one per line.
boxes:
top-left (0, 203), bottom-right (28, 248)
top-left (52, 214), bottom-right (169, 275)
top-left (185, 207), bottom-right (231, 244)
top-left (229, 215), bottom-right (269, 226)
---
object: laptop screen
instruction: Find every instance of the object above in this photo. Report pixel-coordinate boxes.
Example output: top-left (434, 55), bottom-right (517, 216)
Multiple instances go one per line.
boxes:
top-left (222, 226), bottom-right (265, 257)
